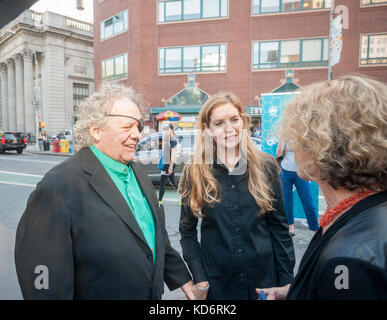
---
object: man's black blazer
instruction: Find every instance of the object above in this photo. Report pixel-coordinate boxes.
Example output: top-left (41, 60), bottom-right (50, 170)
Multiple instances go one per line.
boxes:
top-left (15, 147), bottom-right (192, 299)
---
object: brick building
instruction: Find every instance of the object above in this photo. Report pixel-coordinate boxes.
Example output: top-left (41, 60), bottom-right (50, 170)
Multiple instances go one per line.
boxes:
top-left (93, 0), bottom-right (387, 131)
top-left (0, 9), bottom-right (94, 136)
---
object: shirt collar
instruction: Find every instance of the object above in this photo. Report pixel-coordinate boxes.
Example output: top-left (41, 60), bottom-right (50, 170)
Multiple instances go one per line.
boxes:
top-left (213, 155), bottom-right (248, 175)
top-left (90, 145), bottom-right (131, 177)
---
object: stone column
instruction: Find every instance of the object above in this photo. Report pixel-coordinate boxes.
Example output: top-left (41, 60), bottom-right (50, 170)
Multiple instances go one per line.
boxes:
top-left (23, 50), bottom-right (34, 134)
top-left (6, 58), bottom-right (16, 131)
top-left (14, 53), bottom-right (25, 132)
top-left (0, 63), bottom-right (8, 131)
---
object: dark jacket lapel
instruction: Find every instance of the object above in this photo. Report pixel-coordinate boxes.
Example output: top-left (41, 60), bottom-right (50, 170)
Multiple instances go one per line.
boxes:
top-left (132, 162), bottom-right (163, 271)
top-left (79, 148), bottom-right (149, 248)
top-left (132, 162), bottom-right (159, 225)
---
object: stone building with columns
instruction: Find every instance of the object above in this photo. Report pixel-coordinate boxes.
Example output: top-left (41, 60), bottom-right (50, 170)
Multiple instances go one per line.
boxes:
top-left (0, 9), bottom-right (94, 137)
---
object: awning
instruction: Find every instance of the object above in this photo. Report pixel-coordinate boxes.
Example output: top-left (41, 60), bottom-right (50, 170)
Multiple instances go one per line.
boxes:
top-left (155, 110), bottom-right (182, 121)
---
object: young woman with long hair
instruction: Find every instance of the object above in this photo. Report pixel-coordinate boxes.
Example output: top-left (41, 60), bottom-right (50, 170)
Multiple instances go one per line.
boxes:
top-left (178, 92), bottom-right (295, 300)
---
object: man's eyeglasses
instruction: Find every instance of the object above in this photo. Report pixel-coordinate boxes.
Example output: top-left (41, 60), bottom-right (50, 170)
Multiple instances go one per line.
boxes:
top-left (105, 114), bottom-right (144, 132)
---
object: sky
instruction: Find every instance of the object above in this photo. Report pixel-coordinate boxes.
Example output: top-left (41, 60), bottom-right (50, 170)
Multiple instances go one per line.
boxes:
top-left (30, 0), bottom-right (93, 23)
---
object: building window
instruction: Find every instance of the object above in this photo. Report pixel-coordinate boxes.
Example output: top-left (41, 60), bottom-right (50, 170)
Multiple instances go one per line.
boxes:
top-left (73, 83), bottom-right (90, 114)
top-left (102, 54), bottom-right (128, 80)
top-left (253, 38), bottom-right (328, 69)
top-left (361, 0), bottom-right (387, 5)
top-left (360, 34), bottom-right (387, 65)
top-left (100, 10), bottom-right (128, 40)
top-left (252, 0), bottom-right (332, 15)
top-left (159, 44), bottom-right (226, 74)
top-left (158, 0), bottom-right (228, 23)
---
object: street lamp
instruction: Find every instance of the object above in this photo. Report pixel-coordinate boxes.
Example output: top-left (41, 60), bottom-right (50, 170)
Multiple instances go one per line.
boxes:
top-left (33, 50), bottom-right (40, 152)
top-left (32, 100), bottom-right (40, 152)
top-left (76, 0), bottom-right (85, 11)
top-left (71, 115), bottom-right (75, 153)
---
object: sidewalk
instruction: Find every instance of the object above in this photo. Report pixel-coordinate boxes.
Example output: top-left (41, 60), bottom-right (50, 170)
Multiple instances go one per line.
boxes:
top-left (0, 223), bottom-right (22, 299)
top-left (25, 144), bottom-right (73, 157)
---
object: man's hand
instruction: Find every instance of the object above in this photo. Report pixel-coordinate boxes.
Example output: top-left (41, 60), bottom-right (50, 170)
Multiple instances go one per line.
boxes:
top-left (168, 166), bottom-right (173, 175)
top-left (192, 281), bottom-right (210, 300)
top-left (256, 284), bottom-right (290, 300)
top-left (181, 280), bottom-right (196, 300)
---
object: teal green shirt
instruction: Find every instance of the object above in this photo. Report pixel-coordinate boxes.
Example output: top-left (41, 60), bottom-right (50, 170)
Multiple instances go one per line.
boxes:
top-left (90, 145), bottom-right (156, 263)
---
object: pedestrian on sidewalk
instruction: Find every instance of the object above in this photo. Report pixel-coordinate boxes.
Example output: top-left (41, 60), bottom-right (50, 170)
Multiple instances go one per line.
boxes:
top-left (178, 91), bottom-right (295, 300)
top-left (158, 124), bottom-right (178, 206)
top-left (15, 83), bottom-right (195, 300)
top-left (38, 131), bottom-right (43, 151)
top-left (26, 132), bottom-right (31, 144)
top-left (257, 75), bottom-right (387, 300)
top-left (276, 139), bottom-right (319, 237)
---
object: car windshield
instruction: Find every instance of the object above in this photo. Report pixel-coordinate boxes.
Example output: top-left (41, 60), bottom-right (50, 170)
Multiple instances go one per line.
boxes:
top-left (4, 133), bottom-right (23, 139)
top-left (176, 134), bottom-right (195, 149)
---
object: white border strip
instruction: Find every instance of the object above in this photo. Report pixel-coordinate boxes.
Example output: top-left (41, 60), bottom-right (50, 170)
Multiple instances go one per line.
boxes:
top-left (0, 181), bottom-right (36, 188)
top-left (0, 170), bottom-right (43, 178)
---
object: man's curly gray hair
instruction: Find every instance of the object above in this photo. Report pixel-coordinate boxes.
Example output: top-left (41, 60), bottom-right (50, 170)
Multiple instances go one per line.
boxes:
top-left (74, 82), bottom-right (143, 150)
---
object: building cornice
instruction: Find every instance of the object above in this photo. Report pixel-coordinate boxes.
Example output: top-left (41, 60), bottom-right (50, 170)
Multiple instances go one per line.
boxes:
top-left (0, 10), bottom-right (93, 47)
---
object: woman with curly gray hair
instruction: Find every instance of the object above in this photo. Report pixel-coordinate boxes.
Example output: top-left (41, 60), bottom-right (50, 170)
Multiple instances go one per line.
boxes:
top-left (256, 75), bottom-right (387, 300)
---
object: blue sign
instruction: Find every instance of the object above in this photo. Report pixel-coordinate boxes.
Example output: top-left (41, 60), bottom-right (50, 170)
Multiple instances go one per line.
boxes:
top-left (261, 93), bottom-right (320, 221)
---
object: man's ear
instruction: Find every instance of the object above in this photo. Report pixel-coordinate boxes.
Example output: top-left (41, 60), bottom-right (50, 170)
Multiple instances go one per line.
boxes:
top-left (90, 124), bottom-right (101, 144)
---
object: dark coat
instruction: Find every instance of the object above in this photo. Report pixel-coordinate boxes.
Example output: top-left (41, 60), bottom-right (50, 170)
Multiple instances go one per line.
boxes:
top-left (287, 191), bottom-right (387, 300)
top-left (15, 147), bottom-right (191, 300)
top-left (179, 157), bottom-right (295, 300)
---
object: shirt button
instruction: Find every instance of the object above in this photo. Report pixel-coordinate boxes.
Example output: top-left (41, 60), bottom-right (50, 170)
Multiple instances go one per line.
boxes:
top-left (231, 184), bottom-right (235, 189)
top-left (237, 249), bottom-right (243, 253)
top-left (235, 227), bottom-right (240, 232)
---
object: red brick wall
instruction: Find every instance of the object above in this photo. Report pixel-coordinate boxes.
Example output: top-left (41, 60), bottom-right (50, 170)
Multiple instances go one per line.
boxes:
top-left (94, 0), bottom-right (387, 125)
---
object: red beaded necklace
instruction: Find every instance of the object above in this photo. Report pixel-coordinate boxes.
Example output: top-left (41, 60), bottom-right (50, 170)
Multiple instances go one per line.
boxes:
top-left (319, 190), bottom-right (373, 229)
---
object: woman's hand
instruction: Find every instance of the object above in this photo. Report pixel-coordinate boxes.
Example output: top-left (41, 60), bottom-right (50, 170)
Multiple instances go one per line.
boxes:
top-left (181, 280), bottom-right (196, 300)
top-left (256, 284), bottom-right (290, 300)
top-left (192, 281), bottom-right (210, 300)
top-left (168, 165), bottom-right (173, 175)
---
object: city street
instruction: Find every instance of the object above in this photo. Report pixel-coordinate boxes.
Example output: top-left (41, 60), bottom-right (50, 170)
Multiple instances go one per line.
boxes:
top-left (0, 151), bottom-right (66, 299)
top-left (0, 149), bottom-right (317, 300)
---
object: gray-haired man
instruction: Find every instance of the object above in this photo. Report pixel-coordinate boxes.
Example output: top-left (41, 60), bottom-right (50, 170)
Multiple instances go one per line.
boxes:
top-left (15, 83), bottom-right (195, 299)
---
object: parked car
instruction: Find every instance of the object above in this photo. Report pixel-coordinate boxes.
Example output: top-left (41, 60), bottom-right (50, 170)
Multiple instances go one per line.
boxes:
top-left (134, 131), bottom-right (262, 183)
top-left (52, 129), bottom-right (72, 141)
top-left (0, 132), bottom-right (27, 154)
top-left (134, 130), bottom-right (197, 183)
top-left (251, 137), bottom-right (262, 150)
